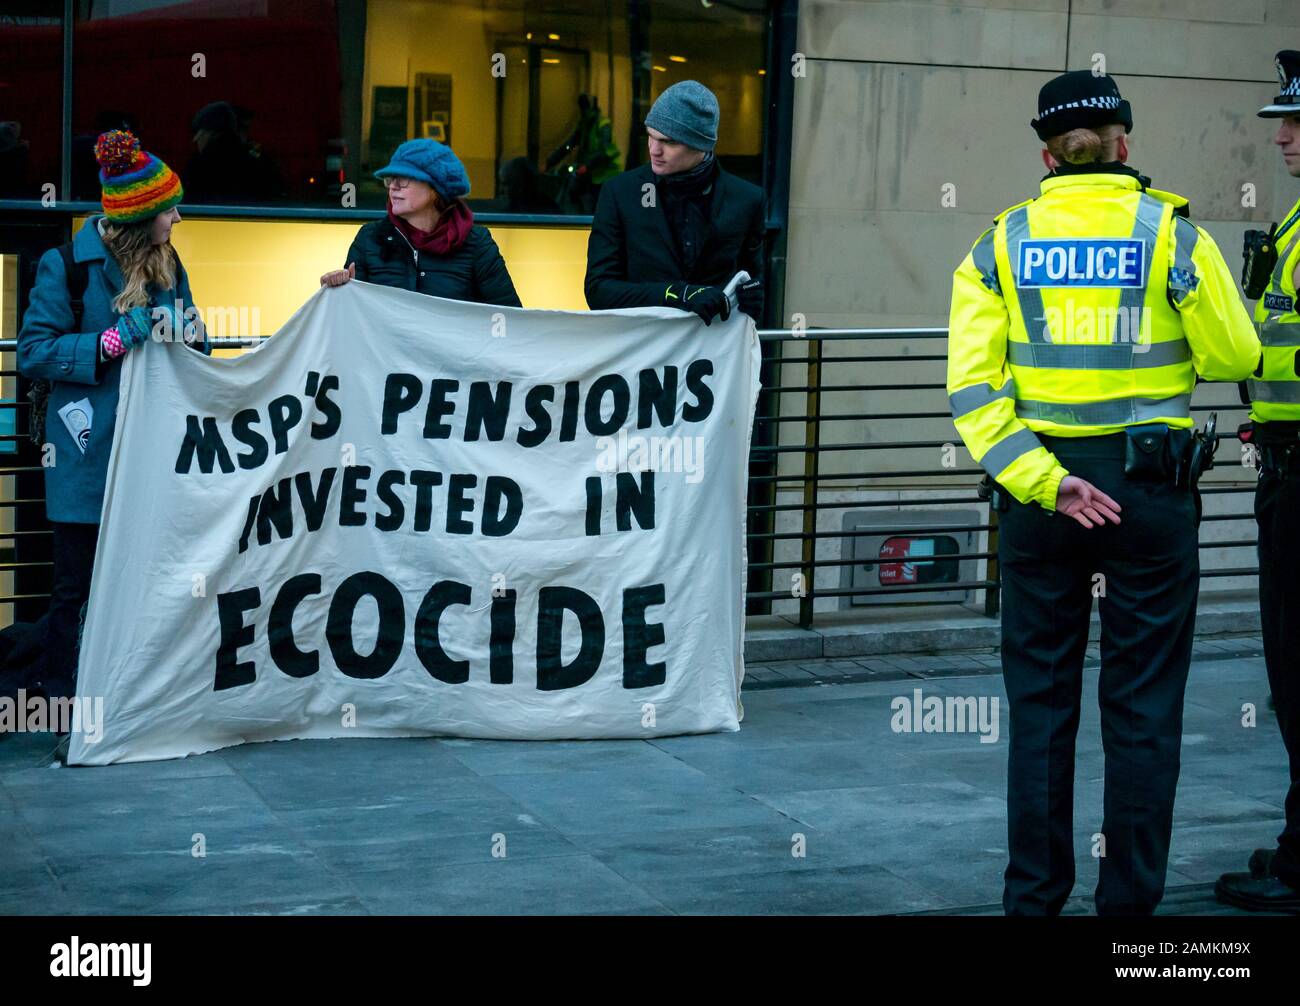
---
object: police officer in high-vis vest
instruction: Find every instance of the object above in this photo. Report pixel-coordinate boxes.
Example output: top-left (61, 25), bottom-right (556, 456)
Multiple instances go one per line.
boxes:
top-left (948, 70), bottom-right (1261, 915)
top-left (1216, 51), bottom-right (1300, 915)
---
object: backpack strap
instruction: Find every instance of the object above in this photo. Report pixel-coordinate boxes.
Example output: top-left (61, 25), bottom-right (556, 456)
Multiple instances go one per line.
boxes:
top-left (27, 243), bottom-right (91, 446)
top-left (56, 242), bottom-right (90, 331)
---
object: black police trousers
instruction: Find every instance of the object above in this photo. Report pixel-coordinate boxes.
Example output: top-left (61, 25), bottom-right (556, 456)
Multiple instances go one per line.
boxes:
top-left (998, 433), bottom-right (1199, 915)
top-left (1255, 434), bottom-right (1300, 891)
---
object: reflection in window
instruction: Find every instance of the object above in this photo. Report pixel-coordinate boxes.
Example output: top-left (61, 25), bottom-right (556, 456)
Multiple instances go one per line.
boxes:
top-left (363, 0), bottom-right (766, 215)
top-left (49, 0), bottom-right (766, 213)
top-left (71, 0), bottom-right (349, 205)
top-left (0, 1), bottom-right (64, 199)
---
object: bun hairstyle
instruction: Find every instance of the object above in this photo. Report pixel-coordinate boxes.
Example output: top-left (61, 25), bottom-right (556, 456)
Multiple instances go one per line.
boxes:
top-left (1046, 123), bottom-right (1126, 165)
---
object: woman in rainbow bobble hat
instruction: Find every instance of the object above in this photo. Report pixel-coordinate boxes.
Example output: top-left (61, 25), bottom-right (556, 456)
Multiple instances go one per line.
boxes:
top-left (18, 130), bottom-right (210, 706)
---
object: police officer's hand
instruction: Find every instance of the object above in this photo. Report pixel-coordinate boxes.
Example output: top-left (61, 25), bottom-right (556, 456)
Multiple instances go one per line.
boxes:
top-left (1055, 475), bottom-right (1122, 528)
top-left (665, 283), bottom-right (730, 325)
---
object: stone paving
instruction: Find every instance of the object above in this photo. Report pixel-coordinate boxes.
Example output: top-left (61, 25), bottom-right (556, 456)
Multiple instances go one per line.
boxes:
top-left (0, 640), bottom-right (1287, 915)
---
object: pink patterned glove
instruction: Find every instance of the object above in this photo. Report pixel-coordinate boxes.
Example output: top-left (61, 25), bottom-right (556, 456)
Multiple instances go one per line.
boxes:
top-left (100, 326), bottom-right (126, 360)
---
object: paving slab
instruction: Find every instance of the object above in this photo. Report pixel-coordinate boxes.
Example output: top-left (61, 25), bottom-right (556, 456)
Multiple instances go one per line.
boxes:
top-left (0, 651), bottom-right (1287, 915)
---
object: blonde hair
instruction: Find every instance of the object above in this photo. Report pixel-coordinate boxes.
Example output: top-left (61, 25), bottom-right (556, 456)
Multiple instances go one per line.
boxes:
top-left (101, 218), bottom-right (176, 313)
top-left (1045, 123), bottom-right (1126, 166)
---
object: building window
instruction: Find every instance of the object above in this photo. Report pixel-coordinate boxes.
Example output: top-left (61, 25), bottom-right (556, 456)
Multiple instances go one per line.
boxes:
top-left (70, 0), bottom-right (349, 206)
top-left (48, 0), bottom-right (765, 215)
top-left (0, 1), bottom-right (64, 200)
top-left (362, 0), bottom-right (767, 215)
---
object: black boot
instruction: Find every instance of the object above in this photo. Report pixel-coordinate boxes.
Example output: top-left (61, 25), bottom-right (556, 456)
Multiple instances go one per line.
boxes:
top-left (1216, 850), bottom-right (1300, 913)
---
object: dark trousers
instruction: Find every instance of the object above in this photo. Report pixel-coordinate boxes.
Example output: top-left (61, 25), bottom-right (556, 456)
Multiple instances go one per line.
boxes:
top-left (40, 521), bottom-right (99, 700)
top-left (1256, 443), bottom-right (1300, 890)
top-left (998, 435), bottom-right (1199, 915)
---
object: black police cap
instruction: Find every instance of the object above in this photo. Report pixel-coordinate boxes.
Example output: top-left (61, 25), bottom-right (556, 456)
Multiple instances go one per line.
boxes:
top-left (1031, 70), bottom-right (1134, 141)
top-left (1259, 50), bottom-right (1300, 118)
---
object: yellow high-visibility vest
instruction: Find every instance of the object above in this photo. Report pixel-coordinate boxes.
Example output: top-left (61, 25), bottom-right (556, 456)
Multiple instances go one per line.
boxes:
top-left (1249, 194), bottom-right (1300, 422)
top-left (948, 170), bottom-right (1261, 510)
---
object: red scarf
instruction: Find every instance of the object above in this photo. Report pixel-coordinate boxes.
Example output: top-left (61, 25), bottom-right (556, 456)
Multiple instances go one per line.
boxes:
top-left (387, 198), bottom-right (474, 255)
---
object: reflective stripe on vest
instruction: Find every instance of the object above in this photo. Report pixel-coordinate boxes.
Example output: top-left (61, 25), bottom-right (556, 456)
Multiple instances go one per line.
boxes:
top-left (1250, 199), bottom-right (1300, 422)
top-left (1007, 339), bottom-right (1190, 370)
top-left (971, 228), bottom-right (1000, 294)
top-left (1003, 207), bottom-right (1047, 342)
top-left (1248, 380), bottom-right (1300, 404)
top-left (979, 426), bottom-right (1042, 478)
top-left (1004, 193), bottom-right (1167, 349)
top-left (1015, 393), bottom-right (1192, 427)
top-left (1259, 317), bottom-right (1300, 348)
top-left (1269, 219), bottom-right (1300, 291)
top-left (1169, 216), bottom-right (1201, 304)
top-left (949, 378), bottom-right (1014, 418)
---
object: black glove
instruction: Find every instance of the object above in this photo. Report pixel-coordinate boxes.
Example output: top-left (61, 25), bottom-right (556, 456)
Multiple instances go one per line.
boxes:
top-left (664, 283), bottom-right (730, 325)
top-left (736, 278), bottom-right (764, 320)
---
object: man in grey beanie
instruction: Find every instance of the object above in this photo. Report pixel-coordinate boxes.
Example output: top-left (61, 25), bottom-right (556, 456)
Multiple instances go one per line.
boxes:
top-left (584, 80), bottom-right (765, 326)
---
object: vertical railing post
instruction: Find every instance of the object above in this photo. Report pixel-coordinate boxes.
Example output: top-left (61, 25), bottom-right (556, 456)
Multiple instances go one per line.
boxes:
top-left (798, 336), bottom-right (822, 629)
top-left (984, 503), bottom-right (1000, 618)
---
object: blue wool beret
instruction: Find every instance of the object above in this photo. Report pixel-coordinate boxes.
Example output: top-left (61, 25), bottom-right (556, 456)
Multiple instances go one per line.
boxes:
top-left (374, 139), bottom-right (470, 199)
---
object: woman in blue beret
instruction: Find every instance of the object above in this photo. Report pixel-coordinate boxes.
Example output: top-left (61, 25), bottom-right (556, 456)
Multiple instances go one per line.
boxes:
top-left (321, 139), bottom-right (521, 307)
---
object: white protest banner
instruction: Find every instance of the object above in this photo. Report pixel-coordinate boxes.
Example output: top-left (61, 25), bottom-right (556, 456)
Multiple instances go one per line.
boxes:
top-left (68, 281), bottom-right (760, 765)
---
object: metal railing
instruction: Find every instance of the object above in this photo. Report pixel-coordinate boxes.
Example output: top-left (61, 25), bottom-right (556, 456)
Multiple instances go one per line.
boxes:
top-left (748, 328), bottom-right (1258, 627)
top-left (0, 329), bottom-right (1260, 630)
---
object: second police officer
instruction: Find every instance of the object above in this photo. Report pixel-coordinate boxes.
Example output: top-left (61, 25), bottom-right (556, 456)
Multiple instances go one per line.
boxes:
top-left (947, 70), bottom-right (1261, 915)
top-left (1216, 50), bottom-right (1300, 914)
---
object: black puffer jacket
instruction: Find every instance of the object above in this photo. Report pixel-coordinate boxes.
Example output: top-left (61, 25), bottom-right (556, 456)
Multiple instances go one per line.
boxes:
top-left (344, 217), bottom-right (522, 306)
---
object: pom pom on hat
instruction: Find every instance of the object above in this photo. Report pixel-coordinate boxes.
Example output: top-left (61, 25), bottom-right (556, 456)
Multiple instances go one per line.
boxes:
top-left (94, 129), bottom-right (144, 178)
top-left (93, 129), bottom-right (183, 224)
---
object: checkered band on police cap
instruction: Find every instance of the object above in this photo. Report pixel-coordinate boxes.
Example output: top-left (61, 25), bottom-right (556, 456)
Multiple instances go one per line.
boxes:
top-left (1031, 70), bottom-right (1134, 141)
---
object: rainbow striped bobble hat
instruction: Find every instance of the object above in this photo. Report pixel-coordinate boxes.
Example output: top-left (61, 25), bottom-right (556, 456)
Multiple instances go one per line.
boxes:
top-left (94, 130), bottom-right (183, 223)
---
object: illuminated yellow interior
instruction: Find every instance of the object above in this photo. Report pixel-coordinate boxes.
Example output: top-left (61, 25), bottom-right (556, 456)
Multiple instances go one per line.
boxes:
top-left (72, 217), bottom-right (592, 349)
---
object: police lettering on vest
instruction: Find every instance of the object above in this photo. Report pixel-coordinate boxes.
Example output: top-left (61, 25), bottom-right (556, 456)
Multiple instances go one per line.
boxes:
top-left (1263, 291), bottom-right (1294, 313)
top-left (1017, 239), bottom-right (1145, 288)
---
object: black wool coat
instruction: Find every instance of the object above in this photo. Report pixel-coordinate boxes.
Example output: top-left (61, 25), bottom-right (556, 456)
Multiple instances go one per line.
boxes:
top-left (345, 217), bottom-right (522, 307)
top-left (584, 162), bottom-right (765, 312)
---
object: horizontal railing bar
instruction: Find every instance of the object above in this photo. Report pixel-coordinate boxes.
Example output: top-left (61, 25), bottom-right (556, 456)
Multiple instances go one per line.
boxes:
top-left (747, 497), bottom-right (988, 512)
top-left (751, 469), bottom-right (986, 481)
top-left (751, 581), bottom-right (998, 600)
top-left (756, 413), bottom-right (955, 422)
top-left (749, 524), bottom-right (994, 540)
top-left (754, 552), bottom-right (996, 571)
top-left (758, 328), bottom-right (949, 341)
